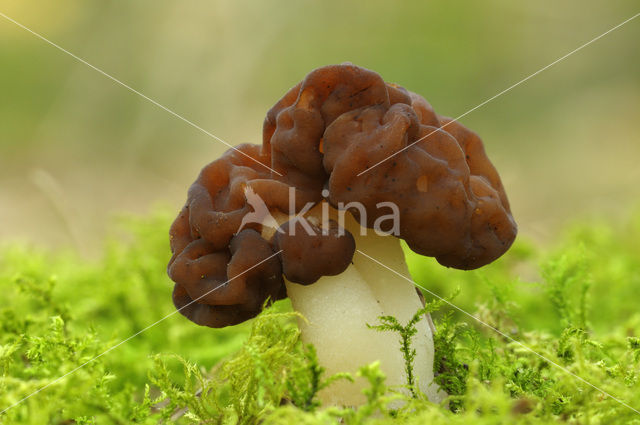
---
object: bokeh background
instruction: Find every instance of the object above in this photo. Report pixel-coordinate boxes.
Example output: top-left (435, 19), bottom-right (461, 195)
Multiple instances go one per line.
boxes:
top-left (1, 0), bottom-right (638, 255)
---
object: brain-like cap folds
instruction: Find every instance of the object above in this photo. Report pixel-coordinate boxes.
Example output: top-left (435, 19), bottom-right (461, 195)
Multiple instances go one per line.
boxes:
top-left (272, 219), bottom-right (356, 285)
top-left (168, 63), bottom-right (517, 327)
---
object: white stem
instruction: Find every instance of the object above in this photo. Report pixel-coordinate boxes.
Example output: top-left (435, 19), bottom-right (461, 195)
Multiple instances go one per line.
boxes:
top-left (286, 231), bottom-right (443, 406)
top-left (264, 206), bottom-right (443, 406)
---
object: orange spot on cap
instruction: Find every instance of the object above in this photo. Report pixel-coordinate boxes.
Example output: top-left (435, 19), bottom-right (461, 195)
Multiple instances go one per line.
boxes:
top-left (416, 175), bottom-right (428, 192)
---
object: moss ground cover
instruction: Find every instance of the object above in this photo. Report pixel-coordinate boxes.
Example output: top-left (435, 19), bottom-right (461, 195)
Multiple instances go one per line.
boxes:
top-left (1, 209), bottom-right (639, 424)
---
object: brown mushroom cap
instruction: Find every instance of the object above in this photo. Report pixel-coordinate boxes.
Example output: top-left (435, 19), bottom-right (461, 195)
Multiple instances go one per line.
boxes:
top-left (168, 63), bottom-right (517, 327)
top-left (272, 219), bottom-right (356, 285)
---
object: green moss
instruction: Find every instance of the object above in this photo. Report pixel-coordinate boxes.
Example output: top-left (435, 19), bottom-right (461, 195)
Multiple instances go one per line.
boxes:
top-left (1, 209), bottom-right (640, 423)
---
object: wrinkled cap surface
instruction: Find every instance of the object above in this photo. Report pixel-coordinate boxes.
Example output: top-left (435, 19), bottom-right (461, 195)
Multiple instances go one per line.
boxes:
top-left (272, 219), bottom-right (356, 285)
top-left (168, 63), bottom-right (517, 327)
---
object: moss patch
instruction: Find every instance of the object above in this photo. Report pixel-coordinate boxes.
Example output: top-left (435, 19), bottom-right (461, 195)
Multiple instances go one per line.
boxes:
top-left (1, 209), bottom-right (640, 423)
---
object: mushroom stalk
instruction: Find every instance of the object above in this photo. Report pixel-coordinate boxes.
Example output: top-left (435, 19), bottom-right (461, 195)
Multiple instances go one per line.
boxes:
top-left (267, 207), bottom-right (444, 406)
top-left (288, 236), bottom-right (442, 406)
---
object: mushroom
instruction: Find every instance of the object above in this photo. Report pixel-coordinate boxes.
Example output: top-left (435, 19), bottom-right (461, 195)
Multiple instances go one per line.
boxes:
top-left (168, 64), bottom-right (517, 406)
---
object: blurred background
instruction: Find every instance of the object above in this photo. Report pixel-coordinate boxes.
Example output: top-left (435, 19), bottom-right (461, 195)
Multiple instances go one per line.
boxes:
top-left (0, 0), bottom-right (639, 255)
